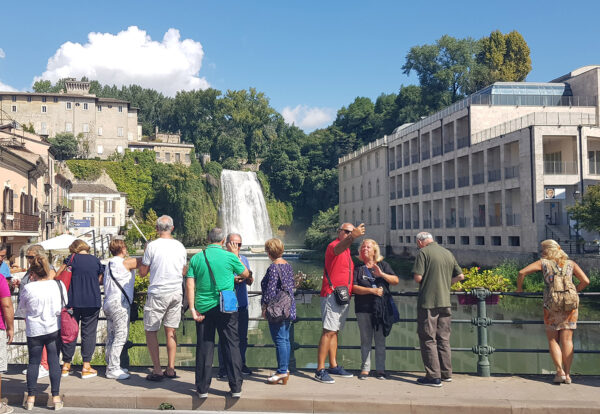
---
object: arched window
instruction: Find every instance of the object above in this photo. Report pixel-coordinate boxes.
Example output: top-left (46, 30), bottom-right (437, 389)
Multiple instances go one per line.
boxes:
top-left (375, 151), bottom-right (380, 168)
top-left (376, 206), bottom-right (381, 224)
top-left (3, 187), bottom-right (14, 213)
top-left (376, 179), bottom-right (380, 196)
top-left (368, 181), bottom-right (372, 198)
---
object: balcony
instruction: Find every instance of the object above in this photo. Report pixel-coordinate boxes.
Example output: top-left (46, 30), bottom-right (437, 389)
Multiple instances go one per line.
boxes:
top-left (444, 141), bottom-right (454, 152)
top-left (404, 221), bottom-right (412, 230)
top-left (413, 220), bottom-right (419, 229)
top-left (1, 212), bottom-right (40, 232)
top-left (506, 213), bottom-right (521, 226)
top-left (411, 154), bottom-right (419, 163)
top-left (458, 176), bottom-right (469, 187)
top-left (489, 215), bottom-right (502, 226)
top-left (433, 182), bottom-right (442, 192)
top-left (397, 189), bottom-right (403, 198)
top-left (544, 161), bottom-right (578, 175)
top-left (423, 219), bottom-right (431, 228)
top-left (422, 184), bottom-right (431, 194)
top-left (432, 145), bottom-right (442, 157)
top-left (421, 150), bottom-right (430, 160)
top-left (389, 162), bottom-right (395, 172)
top-left (412, 186), bottom-right (419, 196)
top-left (505, 166), bottom-right (519, 179)
top-left (404, 188), bottom-right (410, 197)
top-left (58, 197), bottom-right (73, 212)
top-left (457, 136), bottom-right (469, 149)
top-left (434, 218), bottom-right (442, 228)
top-left (488, 169), bottom-right (501, 182)
top-left (396, 159), bottom-right (402, 169)
top-left (472, 172), bottom-right (484, 185)
top-left (397, 222), bottom-right (404, 229)
top-left (444, 178), bottom-right (455, 190)
top-left (390, 191), bottom-right (396, 200)
top-left (459, 217), bottom-right (469, 228)
top-left (404, 156), bottom-right (410, 166)
top-left (446, 218), bottom-right (456, 228)
top-left (473, 216), bottom-right (486, 227)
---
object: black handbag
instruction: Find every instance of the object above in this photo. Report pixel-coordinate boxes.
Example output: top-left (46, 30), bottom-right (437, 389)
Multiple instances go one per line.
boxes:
top-left (265, 265), bottom-right (293, 323)
top-left (324, 255), bottom-right (352, 305)
top-left (107, 263), bottom-right (138, 322)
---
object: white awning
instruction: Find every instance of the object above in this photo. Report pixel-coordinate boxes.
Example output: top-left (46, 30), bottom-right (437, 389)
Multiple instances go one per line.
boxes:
top-left (39, 234), bottom-right (77, 250)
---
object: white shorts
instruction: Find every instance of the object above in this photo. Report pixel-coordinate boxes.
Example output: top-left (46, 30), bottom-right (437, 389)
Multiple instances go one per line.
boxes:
top-left (321, 294), bottom-right (350, 332)
top-left (143, 292), bottom-right (183, 331)
top-left (0, 329), bottom-right (7, 372)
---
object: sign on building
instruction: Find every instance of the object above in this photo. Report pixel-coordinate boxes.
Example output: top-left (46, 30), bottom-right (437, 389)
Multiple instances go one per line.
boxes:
top-left (71, 219), bottom-right (91, 228)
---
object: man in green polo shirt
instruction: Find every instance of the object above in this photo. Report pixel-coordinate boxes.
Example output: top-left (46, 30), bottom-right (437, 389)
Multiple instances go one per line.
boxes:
top-left (186, 228), bottom-right (250, 399)
top-left (412, 232), bottom-right (464, 387)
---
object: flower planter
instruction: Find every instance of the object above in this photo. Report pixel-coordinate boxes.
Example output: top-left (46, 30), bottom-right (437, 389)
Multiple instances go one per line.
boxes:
top-left (457, 294), bottom-right (500, 305)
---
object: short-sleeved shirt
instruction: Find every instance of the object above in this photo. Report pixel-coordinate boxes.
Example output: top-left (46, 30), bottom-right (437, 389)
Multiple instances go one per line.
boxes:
top-left (353, 261), bottom-right (395, 314)
top-left (64, 253), bottom-right (103, 308)
top-left (186, 244), bottom-right (246, 313)
top-left (142, 238), bottom-right (188, 295)
top-left (321, 239), bottom-right (354, 297)
top-left (0, 262), bottom-right (10, 280)
top-left (235, 255), bottom-right (251, 308)
top-left (412, 242), bottom-right (462, 309)
top-left (0, 275), bottom-right (11, 330)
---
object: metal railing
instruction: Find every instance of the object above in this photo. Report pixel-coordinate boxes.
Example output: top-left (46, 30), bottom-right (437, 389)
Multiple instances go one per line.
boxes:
top-left (422, 184), bottom-right (431, 194)
top-left (488, 169), bottom-right (501, 182)
top-left (433, 182), bottom-right (442, 192)
top-left (444, 178), bottom-right (455, 190)
top-left (504, 165), bottom-right (519, 179)
top-left (473, 216), bottom-right (486, 227)
top-left (472, 172), bottom-right (484, 185)
top-left (544, 161), bottom-right (578, 175)
top-left (444, 141), bottom-right (454, 152)
top-left (459, 217), bottom-right (469, 228)
top-left (458, 176), bottom-right (469, 187)
top-left (11, 289), bottom-right (598, 378)
top-left (456, 136), bottom-right (469, 149)
top-left (1, 212), bottom-right (39, 232)
top-left (488, 215), bottom-right (502, 226)
top-left (421, 150), bottom-right (430, 160)
top-left (432, 145), bottom-right (442, 157)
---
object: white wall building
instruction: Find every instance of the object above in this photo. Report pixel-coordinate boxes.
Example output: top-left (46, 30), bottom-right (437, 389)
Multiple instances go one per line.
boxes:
top-left (68, 183), bottom-right (127, 238)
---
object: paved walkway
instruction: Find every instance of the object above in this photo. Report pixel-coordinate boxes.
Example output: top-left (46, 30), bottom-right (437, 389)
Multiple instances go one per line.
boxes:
top-left (3, 366), bottom-right (599, 413)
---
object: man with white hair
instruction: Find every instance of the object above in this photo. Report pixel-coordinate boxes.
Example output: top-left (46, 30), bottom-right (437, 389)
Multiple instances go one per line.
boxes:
top-left (412, 232), bottom-right (464, 387)
top-left (139, 215), bottom-right (187, 381)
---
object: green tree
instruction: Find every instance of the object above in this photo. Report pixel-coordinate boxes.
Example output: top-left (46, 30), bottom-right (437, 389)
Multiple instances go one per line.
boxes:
top-left (473, 30), bottom-right (532, 91)
top-left (334, 97), bottom-right (377, 145)
top-left (395, 85), bottom-right (431, 126)
top-left (567, 185), bottom-right (600, 232)
top-left (48, 133), bottom-right (79, 160)
top-left (305, 205), bottom-right (339, 250)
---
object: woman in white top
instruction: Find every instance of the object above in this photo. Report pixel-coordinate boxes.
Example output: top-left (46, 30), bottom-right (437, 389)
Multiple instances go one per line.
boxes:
top-left (16, 255), bottom-right (66, 410)
top-left (103, 239), bottom-right (139, 380)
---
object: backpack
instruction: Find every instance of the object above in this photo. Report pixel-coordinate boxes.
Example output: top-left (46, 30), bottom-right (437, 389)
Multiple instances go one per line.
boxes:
top-left (543, 259), bottom-right (579, 312)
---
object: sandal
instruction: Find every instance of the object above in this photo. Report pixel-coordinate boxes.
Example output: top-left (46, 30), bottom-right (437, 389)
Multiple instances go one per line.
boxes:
top-left (553, 373), bottom-right (566, 383)
top-left (163, 369), bottom-right (177, 378)
top-left (81, 367), bottom-right (97, 379)
top-left (146, 373), bottom-right (164, 381)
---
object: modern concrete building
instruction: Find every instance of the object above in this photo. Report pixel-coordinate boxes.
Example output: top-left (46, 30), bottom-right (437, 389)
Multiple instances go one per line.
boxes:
top-left (128, 127), bottom-right (194, 165)
top-left (339, 66), bottom-right (600, 264)
top-left (0, 79), bottom-right (140, 159)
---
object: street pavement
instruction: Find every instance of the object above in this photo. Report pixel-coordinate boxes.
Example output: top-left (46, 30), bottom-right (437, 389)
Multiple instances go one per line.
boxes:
top-left (2, 366), bottom-right (599, 413)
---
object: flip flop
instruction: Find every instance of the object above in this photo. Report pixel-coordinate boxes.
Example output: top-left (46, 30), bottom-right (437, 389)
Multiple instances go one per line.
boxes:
top-left (163, 370), bottom-right (177, 378)
top-left (146, 373), bottom-right (164, 381)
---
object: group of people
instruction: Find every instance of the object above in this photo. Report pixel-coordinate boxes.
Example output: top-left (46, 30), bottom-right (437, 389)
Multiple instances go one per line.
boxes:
top-left (0, 215), bottom-right (591, 412)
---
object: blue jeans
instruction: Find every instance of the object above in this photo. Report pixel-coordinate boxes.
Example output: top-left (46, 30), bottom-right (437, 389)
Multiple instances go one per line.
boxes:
top-left (268, 320), bottom-right (291, 374)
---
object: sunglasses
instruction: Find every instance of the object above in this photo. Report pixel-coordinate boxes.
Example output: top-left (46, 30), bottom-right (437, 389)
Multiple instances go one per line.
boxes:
top-left (339, 229), bottom-right (352, 234)
top-left (26, 255), bottom-right (35, 259)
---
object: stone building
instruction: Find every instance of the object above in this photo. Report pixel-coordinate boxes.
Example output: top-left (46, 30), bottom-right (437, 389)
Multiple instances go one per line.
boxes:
top-left (338, 65), bottom-right (600, 264)
top-left (128, 127), bottom-right (194, 165)
top-left (0, 79), bottom-right (140, 159)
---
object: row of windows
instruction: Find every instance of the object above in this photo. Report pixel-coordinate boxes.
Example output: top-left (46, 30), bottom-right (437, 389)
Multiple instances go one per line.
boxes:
top-left (343, 179), bottom-right (381, 202)
top-left (83, 199), bottom-right (117, 213)
top-left (9, 103), bottom-right (123, 112)
top-left (341, 206), bottom-right (382, 226)
top-left (155, 151), bottom-right (191, 163)
top-left (396, 234), bottom-right (520, 247)
top-left (342, 151), bottom-right (381, 179)
top-left (81, 216), bottom-right (115, 226)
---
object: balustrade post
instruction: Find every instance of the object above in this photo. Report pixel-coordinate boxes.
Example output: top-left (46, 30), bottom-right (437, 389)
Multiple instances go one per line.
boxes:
top-left (471, 288), bottom-right (494, 377)
top-left (289, 320), bottom-right (297, 372)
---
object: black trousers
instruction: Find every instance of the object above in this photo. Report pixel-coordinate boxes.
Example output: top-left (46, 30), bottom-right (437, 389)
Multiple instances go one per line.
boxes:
top-left (195, 305), bottom-right (243, 394)
top-left (27, 331), bottom-right (61, 396)
top-left (61, 307), bottom-right (100, 363)
top-left (218, 306), bottom-right (248, 373)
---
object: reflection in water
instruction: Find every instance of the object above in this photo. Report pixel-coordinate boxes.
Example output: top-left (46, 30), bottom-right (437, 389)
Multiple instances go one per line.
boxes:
top-left (129, 256), bottom-right (600, 374)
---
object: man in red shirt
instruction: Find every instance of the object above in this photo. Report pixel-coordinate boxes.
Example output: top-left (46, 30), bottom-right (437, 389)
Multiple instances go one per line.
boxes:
top-left (315, 222), bottom-right (365, 383)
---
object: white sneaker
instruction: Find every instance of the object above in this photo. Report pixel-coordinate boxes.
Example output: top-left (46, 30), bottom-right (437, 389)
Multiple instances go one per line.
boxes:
top-left (22, 366), bottom-right (49, 378)
top-left (0, 401), bottom-right (13, 413)
top-left (106, 369), bottom-right (130, 380)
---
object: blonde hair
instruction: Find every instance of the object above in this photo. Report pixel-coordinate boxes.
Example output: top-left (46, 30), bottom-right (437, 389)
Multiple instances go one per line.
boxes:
top-left (26, 244), bottom-right (46, 257)
top-left (359, 239), bottom-right (384, 263)
top-left (540, 239), bottom-right (569, 267)
top-left (264, 238), bottom-right (284, 259)
top-left (69, 239), bottom-right (90, 254)
top-left (109, 239), bottom-right (126, 256)
top-left (29, 255), bottom-right (51, 280)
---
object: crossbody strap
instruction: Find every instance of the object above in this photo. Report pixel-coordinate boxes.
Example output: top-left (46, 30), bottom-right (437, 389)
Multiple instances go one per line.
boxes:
top-left (324, 253), bottom-right (352, 288)
top-left (203, 250), bottom-right (220, 292)
top-left (55, 280), bottom-right (65, 308)
top-left (107, 262), bottom-right (133, 306)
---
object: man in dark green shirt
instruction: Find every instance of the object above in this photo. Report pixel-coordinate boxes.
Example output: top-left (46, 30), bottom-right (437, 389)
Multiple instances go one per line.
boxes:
top-left (412, 232), bottom-right (464, 387)
top-left (186, 228), bottom-right (249, 398)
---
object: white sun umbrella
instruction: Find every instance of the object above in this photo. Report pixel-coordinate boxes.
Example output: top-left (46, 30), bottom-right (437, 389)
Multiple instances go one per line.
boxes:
top-left (39, 234), bottom-right (77, 251)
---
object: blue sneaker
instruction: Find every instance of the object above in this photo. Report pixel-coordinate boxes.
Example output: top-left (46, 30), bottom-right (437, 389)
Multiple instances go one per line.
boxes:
top-left (416, 376), bottom-right (442, 387)
top-left (327, 365), bottom-right (353, 378)
top-left (315, 369), bottom-right (335, 384)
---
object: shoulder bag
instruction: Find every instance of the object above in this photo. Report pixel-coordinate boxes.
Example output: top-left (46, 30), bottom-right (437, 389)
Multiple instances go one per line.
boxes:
top-left (55, 280), bottom-right (78, 344)
top-left (265, 265), bottom-right (293, 323)
top-left (107, 263), bottom-right (139, 322)
top-left (203, 250), bottom-right (238, 313)
top-left (324, 254), bottom-right (352, 305)
top-left (56, 254), bottom-right (75, 291)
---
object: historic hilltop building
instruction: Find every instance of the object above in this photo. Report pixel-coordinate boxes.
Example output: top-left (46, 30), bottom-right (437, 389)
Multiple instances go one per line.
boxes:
top-left (339, 65), bottom-right (600, 263)
top-left (0, 79), bottom-right (141, 159)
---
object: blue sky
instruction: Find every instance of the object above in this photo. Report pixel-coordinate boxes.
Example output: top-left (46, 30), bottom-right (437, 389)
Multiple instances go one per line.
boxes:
top-left (1, 0), bottom-right (599, 131)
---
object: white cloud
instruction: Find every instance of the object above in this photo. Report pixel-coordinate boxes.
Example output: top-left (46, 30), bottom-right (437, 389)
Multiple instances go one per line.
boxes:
top-left (281, 105), bottom-right (335, 131)
top-left (34, 26), bottom-right (209, 96)
top-left (0, 81), bottom-right (16, 91)
top-left (0, 48), bottom-right (5, 59)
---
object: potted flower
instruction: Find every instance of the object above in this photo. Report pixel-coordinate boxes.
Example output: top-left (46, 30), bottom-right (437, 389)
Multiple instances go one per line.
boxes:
top-left (451, 266), bottom-right (510, 305)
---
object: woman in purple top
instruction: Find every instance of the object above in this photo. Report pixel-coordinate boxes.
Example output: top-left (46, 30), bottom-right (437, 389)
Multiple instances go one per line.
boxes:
top-left (261, 238), bottom-right (296, 385)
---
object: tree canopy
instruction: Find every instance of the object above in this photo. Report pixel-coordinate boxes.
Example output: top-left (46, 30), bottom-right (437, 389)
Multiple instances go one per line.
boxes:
top-left (48, 133), bottom-right (79, 161)
top-left (567, 186), bottom-right (600, 233)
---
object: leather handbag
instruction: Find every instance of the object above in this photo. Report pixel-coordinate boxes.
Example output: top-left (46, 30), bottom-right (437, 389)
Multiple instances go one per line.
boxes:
top-left (56, 254), bottom-right (75, 291)
top-left (203, 250), bottom-right (238, 313)
top-left (56, 280), bottom-right (78, 344)
top-left (107, 263), bottom-right (139, 322)
top-left (324, 255), bottom-right (352, 306)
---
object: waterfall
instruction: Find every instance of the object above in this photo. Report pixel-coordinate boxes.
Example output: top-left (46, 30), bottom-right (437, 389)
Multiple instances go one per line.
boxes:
top-left (220, 170), bottom-right (273, 246)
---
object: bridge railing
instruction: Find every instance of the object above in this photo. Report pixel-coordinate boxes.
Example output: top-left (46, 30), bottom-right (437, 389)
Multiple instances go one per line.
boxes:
top-left (8, 289), bottom-right (600, 377)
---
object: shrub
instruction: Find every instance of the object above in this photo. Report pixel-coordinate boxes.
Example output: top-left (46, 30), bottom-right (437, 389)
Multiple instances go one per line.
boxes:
top-left (452, 266), bottom-right (510, 292)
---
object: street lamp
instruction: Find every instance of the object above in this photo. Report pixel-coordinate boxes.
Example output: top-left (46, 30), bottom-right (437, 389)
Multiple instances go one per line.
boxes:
top-left (573, 190), bottom-right (581, 254)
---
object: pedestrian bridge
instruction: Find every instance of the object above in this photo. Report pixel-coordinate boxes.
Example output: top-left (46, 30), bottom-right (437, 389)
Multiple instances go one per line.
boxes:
top-left (2, 366), bottom-right (599, 413)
